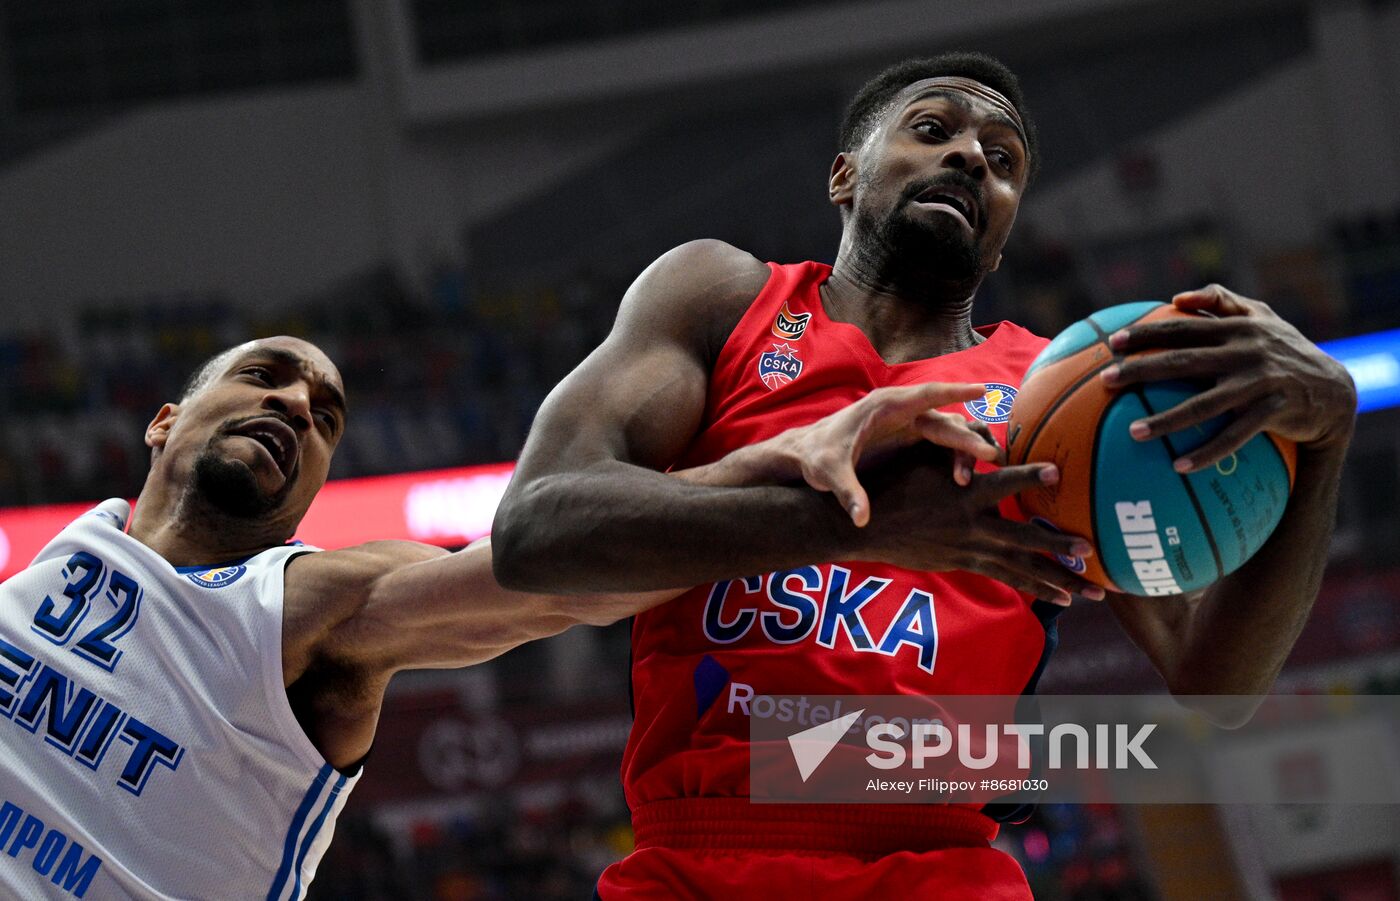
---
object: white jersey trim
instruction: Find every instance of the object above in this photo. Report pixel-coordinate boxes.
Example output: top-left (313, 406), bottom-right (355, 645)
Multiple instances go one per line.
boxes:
top-left (252, 547), bottom-right (340, 776)
top-left (266, 763), bottom-right (350, 901)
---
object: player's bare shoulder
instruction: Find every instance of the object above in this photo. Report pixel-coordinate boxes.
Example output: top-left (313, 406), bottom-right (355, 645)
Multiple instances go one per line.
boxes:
top-left (617, 239), bottom-right (771, 361)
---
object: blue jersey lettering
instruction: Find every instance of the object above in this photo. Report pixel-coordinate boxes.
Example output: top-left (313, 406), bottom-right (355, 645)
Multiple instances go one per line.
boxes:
top-left (761, 567), bottom-right (821, 644)
top-left (876, 590), bottom-right (939, 673)
top-left (816, 566), bottom-right (888, 652)
top-left (0, 799), bottom-right (102, 898)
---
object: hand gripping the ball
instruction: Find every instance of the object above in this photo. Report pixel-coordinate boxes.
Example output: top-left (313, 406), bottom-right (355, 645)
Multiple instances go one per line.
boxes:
top-left (1100, 284), bottom-right (1358, 472)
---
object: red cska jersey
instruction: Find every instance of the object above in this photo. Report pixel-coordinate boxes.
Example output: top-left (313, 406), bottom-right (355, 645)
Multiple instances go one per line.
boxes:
top-left (621, 261), bottom-right (1058, 819)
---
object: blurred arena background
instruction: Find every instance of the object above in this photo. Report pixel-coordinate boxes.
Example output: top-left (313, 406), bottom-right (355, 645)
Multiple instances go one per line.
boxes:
top-left (1, 0), bottom-right (1399, 897)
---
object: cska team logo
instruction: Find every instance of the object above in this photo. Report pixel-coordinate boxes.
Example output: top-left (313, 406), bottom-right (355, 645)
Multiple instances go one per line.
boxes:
top-left (771, 302), bottom-right (812, 340)
top-left (965, 383), bottom-right (1017, 423)
top-left (758, 343), bottom-right (804, 391)
top-left (186, 565), bottom-right (248, 589)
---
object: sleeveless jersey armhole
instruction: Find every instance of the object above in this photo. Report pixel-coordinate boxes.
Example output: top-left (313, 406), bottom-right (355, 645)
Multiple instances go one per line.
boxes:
top-left (701, 261), bottom-right (829, 426)
top-left (259, 547), bottom-right (346, 776)
top-left (707, 261), bottom-right (781, 375)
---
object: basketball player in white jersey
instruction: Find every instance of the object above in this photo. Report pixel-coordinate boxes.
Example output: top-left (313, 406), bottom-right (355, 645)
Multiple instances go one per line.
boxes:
top-left (0, 336), bottom-right (691, 899)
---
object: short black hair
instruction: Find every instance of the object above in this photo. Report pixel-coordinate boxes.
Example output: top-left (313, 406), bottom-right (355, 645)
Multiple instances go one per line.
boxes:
top-left (839, 52), bottom-right (1039, 183)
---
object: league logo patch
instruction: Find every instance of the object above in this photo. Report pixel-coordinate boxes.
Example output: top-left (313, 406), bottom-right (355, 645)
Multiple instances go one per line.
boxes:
top-left (1030, 516), bottom-right (1088, 574)
top-left (186, 565), bottom-right (248, 589)
top-left (771, 302), bottom-right (812, 340)
top-left (758, 343), bottom-right (804, 391)
top-left (965, 383), bottom-right (1017, 423)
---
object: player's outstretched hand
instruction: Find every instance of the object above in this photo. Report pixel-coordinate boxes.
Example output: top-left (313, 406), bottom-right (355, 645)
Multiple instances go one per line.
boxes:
top-left (1099, 284), bottom-right (1357, 473)
top-left (857, 446), bottom-right (1105, 605)
top-left (764, 382), bottom-right (1003, 527)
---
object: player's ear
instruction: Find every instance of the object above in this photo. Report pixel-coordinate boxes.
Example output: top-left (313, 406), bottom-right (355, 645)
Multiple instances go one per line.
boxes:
top-left (146, 403), bottom-right (179, 450)
top-left (829, 152), bottom-right (857, 208)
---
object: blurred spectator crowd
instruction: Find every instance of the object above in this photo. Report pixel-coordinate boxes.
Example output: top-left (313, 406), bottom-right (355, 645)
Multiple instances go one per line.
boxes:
top-left (0, 262), bottom-right (616, 506)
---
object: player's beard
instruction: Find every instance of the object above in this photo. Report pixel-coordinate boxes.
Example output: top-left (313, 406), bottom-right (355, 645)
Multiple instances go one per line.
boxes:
top-left (854, 174), bottom-right (989, 300)
top-left (888, 207), bottom-right (982, 280)
top-left (191, 439), bottom-right (292, 519)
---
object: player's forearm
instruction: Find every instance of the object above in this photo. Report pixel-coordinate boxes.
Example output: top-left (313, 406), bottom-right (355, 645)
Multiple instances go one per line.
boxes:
top-left (491, 462), bottom-right (853, 592)
top-left (671, 442), bottom-right (796, 488)
top-left (1168, 440), bottom-right (1350, 702)
top-left (364, 539), bottom-right (686, 672)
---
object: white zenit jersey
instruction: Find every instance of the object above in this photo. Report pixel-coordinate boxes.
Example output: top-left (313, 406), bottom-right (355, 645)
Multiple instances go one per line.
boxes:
top-left (0, 499), bottom-right (359, 900)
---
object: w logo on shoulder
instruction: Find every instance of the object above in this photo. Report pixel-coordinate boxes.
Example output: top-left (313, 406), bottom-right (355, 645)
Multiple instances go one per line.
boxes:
top-left (771, 302), bottom-right (812, 340)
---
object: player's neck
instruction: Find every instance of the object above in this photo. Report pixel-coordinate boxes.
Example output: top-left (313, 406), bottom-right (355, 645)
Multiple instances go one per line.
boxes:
top-left (825, 254), bottom-right (984, 365)
top-left (128, 479), bottom-right (286, 567)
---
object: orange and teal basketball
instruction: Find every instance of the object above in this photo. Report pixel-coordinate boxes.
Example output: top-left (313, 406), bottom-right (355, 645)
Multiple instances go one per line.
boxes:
top-left (1005, 301), bottom-right (1297, 596)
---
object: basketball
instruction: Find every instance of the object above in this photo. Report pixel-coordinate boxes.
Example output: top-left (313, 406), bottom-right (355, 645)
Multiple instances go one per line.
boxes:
top-left (1005, 302), bottom-right (1298, 596)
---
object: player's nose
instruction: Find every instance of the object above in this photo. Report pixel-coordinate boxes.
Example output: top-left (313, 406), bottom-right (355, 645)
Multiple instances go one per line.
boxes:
top-left (940, 136), bottom-right (988, 181)
top-left (262, 385), bottom-right (312, 433)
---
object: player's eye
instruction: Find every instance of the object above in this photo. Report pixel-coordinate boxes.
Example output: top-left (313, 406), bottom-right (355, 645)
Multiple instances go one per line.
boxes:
top-left (914, 119), bottom-right (948, 138)
top-left (989, 148), bottom-right (1016, 173)
top-left (241, 366), bottom-right (273, 384)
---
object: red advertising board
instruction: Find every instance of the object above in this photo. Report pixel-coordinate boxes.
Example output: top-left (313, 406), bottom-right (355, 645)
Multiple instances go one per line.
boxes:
top-left (0, 462), bottom-right (515, 580)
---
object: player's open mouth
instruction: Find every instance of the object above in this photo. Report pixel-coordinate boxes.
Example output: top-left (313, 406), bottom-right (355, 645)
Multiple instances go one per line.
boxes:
top-left (229, 418), bottom-right (299, 480)
top-left (913, 185), bottom-right (979, 231)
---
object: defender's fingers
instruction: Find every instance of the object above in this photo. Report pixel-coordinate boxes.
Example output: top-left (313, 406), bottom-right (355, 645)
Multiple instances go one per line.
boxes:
top-left (849, 384), bottom-right (984, 458)
top-left (800, 455), bottom-right (870, 527)
top-left (865, 382), bottom-right (986, 421)
top-left (838, 480), bottom-right (873, 528)
top-left (916, 382), bottom-right (995, 405)
top-left (966, 419), bottom-right (1008, 465)
top-left (916, 414), bottom-right (1002, 461)
top-left (939, 415), bottom-right (1006, 463)
top-left (967, 418), bottom-right (998, 445)
top-left (953, 450), bottom-right (974, 487)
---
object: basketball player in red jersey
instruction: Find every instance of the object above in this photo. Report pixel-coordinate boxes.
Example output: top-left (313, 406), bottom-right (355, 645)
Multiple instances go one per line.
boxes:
top-left (493, 53), bottom-right (1357, 899)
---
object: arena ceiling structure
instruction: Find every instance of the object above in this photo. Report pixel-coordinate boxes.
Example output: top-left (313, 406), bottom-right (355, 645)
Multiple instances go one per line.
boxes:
top-left (2, 0), bottom-right (1391, 296)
